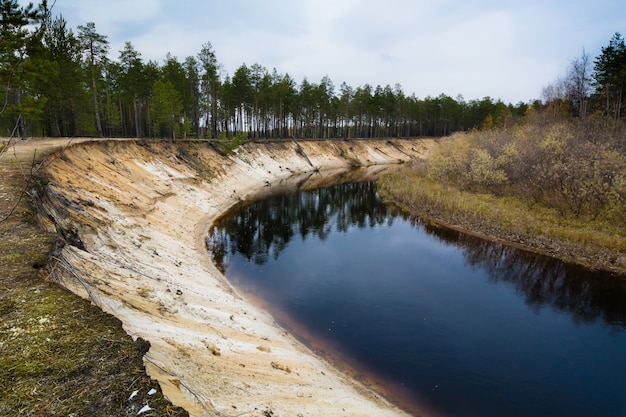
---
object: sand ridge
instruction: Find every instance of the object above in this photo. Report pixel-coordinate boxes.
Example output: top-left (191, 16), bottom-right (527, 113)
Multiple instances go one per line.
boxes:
top-left (38, 139), bottom-right (435, 417)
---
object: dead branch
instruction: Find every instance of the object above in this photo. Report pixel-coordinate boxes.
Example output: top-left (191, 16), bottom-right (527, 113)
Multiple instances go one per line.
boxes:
top-left (48, 255), bottom-right (101, 307)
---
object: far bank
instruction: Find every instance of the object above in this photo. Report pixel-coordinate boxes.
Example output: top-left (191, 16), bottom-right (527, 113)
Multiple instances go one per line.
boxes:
top-left (378, 164), bottom-right (626, 276)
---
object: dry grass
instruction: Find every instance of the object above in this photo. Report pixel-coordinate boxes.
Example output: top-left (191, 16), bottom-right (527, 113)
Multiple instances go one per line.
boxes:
top-left (378, 167), bottom-right (626, 273)
top-left (0, 139), bottom-right (188, 417)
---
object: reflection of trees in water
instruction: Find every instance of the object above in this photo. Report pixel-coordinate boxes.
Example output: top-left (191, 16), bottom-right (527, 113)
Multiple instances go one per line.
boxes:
top-left (419, 220), bottom-right (626, 328)
top-left (207, 182), bottom-right (397, 271)
top-left (208, 181), bottom-right (626, 328)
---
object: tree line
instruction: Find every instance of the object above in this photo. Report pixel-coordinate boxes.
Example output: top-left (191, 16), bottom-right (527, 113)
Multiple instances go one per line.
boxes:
top-left (2, 1), bottom-right (626, 140)
top-left (0, 1), bottom-right (527, 140)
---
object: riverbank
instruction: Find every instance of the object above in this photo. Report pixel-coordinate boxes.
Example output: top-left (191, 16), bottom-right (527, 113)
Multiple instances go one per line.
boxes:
top-left (35, 138), bottom-right (436, 416)
top-left (378, 167), bottom-right (626, 275)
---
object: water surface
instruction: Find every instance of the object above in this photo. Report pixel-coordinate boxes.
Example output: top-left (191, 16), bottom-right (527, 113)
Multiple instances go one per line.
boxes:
top-left (208, 181), bottom-right (626, 417)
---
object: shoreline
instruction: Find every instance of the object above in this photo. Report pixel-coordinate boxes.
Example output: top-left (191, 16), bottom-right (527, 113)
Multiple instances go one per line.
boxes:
top-left (228, 275), bottom-right (438, 417)
top-left (38, 139), bottom-right (436, 417)
top-left (400, 207), bottom-right (626, 277)
top-left (378, 174), bottom-right (626, 277)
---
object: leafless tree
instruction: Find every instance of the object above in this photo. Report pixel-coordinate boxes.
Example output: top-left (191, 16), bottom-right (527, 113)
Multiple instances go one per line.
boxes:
top-left (565, 50), bottom-right (593, 120)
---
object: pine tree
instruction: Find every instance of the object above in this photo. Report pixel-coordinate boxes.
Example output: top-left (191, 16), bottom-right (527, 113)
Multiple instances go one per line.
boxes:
top-left (78, 22), bottom-right (109, 137)
top-left (198, 42), bottom-right (220, 138)
top-left (594, 33), bottom-right (626, 119)
top-left (0, 0), bottom-right (48, 138)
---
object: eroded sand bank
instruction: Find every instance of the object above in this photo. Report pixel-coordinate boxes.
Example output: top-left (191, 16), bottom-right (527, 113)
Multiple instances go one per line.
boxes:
top-left (39, 139), bottom-right (435, 417)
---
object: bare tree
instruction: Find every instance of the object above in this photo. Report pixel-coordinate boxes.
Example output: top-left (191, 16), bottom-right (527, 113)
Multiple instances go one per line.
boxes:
top-left (541, 77), bottom-right (569, 118)
top-left (565, 49), bottom-right (592, 120)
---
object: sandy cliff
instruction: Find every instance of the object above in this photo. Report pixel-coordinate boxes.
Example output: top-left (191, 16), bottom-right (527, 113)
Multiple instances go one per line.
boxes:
top-left (38, 139), bottom-right (435, 417)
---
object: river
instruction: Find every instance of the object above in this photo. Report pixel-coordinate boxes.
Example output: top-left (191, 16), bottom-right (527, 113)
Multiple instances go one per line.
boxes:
top-left (207, 180), bottom-right (626, 417)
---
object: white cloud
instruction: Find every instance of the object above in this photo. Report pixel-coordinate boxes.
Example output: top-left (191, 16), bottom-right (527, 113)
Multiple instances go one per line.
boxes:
top-left (30, 0), bottom-right (626, 103)
top-left (63, 0), bottom-right (163, 24)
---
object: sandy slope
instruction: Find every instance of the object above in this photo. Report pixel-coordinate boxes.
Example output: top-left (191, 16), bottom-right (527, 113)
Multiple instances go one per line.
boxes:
top-left (38, 139), bottom-right (435, 417)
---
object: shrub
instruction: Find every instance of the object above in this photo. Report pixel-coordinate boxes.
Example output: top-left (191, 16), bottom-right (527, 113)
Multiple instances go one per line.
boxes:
top-left (422, 116), bottom-right (626, 225)
top-left (468, 148), bottom-right (508, 189)
top-left (218, 132), bottom-right (247, 155)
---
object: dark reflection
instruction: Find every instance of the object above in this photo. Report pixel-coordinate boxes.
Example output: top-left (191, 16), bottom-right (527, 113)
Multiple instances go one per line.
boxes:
top-left (209, 182), bottom-right (626, 329)
top-left (418, 223), bottom-right (626, 328)
top-left (209, 182), bottom-right (396, 269)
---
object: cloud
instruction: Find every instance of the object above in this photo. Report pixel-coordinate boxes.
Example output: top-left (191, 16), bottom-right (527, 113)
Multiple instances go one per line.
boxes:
top-left (56, 0), bottom-right (163, 34)
top-left (64, 0), bottom-right (163, 23)
top-left (37, 0), bottom-right (626, 103)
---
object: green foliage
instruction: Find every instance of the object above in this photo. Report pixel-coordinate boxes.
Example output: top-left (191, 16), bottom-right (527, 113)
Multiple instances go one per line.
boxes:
top-left (0, 0), bottom-right (48, 136)
top-left (77, 22), bottom-right (109, 137)
top-left (593, 33), bottom-right (626, 119)
top-left (218, 131), bottom-right (247, 155)
top-left (150, 79), bottom-right (183, 139)
top-left (37, 16), bottom-right (94, 136)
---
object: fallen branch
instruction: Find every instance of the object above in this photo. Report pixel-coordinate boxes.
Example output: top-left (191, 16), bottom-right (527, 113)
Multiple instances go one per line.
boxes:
top-left (48, 255), bottom-right (101, 307)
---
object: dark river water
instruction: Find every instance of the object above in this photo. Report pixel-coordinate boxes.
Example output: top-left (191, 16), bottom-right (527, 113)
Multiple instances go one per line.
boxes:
top-left (207, 181), bottom-right (626, 417)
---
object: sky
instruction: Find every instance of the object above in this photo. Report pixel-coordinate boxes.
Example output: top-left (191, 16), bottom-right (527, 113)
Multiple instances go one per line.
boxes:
top-left (37, 0), bottom-right (626, 104)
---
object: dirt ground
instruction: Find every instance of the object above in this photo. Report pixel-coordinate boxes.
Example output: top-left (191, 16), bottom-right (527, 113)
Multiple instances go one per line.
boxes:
top-left (2, 137), bottom-right (436, 417)
top-left (0, 137), bottom-right (188, 416)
